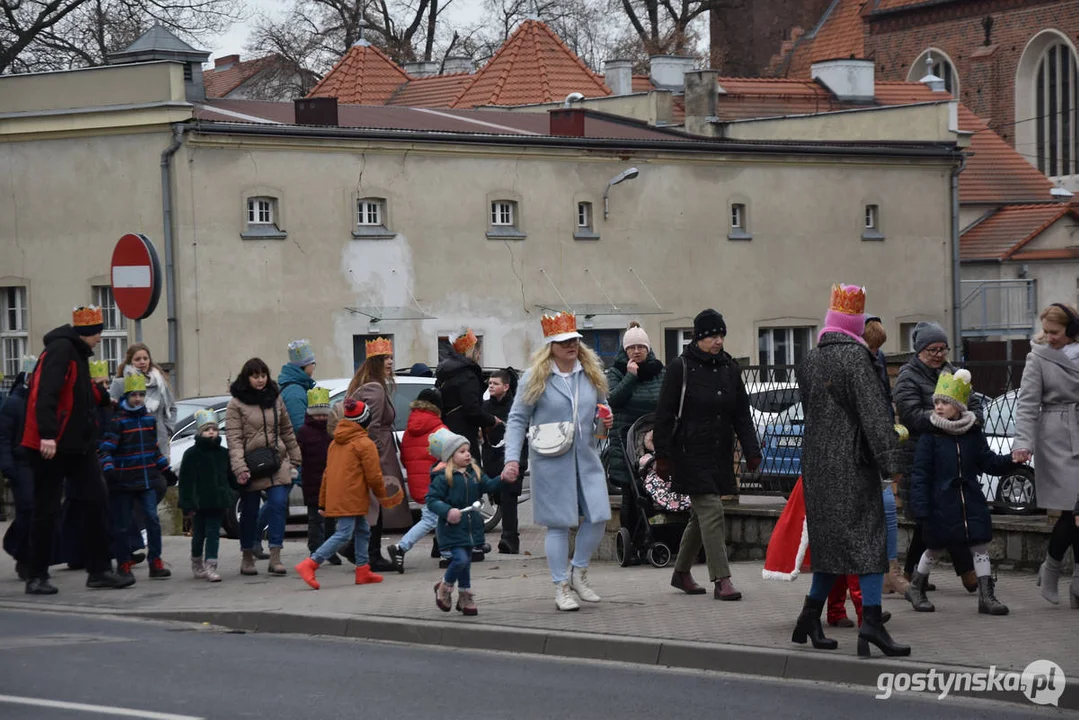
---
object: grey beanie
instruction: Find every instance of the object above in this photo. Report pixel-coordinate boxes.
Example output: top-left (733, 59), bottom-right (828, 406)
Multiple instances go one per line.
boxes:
top-left (912, 321), bottom-right (948, 353)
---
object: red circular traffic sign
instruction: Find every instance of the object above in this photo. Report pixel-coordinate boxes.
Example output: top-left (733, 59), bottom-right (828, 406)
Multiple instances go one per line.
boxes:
top-left (110, 233), bottom-right (162, 320)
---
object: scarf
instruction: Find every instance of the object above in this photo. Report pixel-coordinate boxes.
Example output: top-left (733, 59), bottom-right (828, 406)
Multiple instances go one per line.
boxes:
top-left (930, 410), bottom-right (976, 435)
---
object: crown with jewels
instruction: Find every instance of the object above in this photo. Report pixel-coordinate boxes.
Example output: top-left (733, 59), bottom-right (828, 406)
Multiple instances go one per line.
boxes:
top-left (365, 336), bottom-right (393, 358)
top-left (123, 373), bottom-right (147, 394)
top-left (829, 284), bottom-right (866, 315)
top-left (73, 305), bottom-right (104, 327)
top-left (307, 386), bottom-right (330, 408)
top-left (88, 360), bottom-right (110, 379)
top-left (541, 312), bottom-right (578, 339)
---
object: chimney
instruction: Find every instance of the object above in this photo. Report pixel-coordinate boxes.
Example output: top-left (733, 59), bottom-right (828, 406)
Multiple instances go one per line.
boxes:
top-left (810, 59), bottom-right (875, 102)
top-left (604, 58), bottom-right (633, 96)
top-left (684, 70), bottom-right (720, 137)
top-left (403, 60), bottom-right (439, 78)
top-left (442, 56), bottom-right (475, 74)
top-left (294, 97), bottom-right (338, 126)
top-left (649, 55), bottom-right (696, 90)
top-left (549, 108), bottom-right (586, 137)
top-left (215, 54), bottom-right (240, 70)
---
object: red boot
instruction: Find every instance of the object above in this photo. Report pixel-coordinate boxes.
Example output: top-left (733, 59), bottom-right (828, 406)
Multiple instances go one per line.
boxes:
top-left (355, 564), bottom-right (383, 584)
top-left (295, 558), bottom-right (320, 590)
top-left (848, 575), bottom-right (864, 626)
top-left (827, 575), bottom-right (854, 627)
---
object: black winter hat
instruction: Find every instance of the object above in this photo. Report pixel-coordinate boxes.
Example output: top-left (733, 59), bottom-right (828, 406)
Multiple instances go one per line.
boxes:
top-left (693, 309), bottom-right (727, 340)
top-left (417, 387), bottom-right (442, 410)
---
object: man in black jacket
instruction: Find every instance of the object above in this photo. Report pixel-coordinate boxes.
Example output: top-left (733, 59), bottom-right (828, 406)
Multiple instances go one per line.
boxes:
top-left (436, 328), bottom-right (499, 459)
top-left (21, 308), bottom-right (131, 594)
top-left (482, 369), bottom-right (526, 554)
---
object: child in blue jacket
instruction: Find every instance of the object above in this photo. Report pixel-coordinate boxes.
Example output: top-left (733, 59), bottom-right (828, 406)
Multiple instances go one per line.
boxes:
top-left (427, 428), bottom-right (512, 616)
top-left (905, 369), bottom-right (1016, 616)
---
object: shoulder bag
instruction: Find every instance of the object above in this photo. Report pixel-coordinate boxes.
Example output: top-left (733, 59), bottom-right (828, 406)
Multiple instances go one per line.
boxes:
top-left (245, 403), bottom-right (281, 480)
top-left (527, 374), bottom-right (580, 457)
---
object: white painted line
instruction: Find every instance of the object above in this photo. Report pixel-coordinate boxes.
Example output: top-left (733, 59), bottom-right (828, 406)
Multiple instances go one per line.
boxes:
top-left (0, 694), bottom-right (203, 719)
top-left (112, 266), bottom-right (152, 288)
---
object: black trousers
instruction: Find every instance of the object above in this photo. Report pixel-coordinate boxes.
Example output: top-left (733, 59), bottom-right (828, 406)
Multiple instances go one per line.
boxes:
top-left (904, 523), bottom-right (975, 576)
top-left (499, 485), bottom-right (519, 540)
top-left (29, 450), bottom-right (111, 579)
top-left (1048, 512), bottom-right (1079, 562)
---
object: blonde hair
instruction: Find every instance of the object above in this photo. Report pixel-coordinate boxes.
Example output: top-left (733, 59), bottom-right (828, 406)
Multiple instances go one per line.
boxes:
top-left (444, 459), bottom-right (483, 488)
top-left (1034, 303), bottom-right (1078, 345)
top-left (522, 341), bottom-right (609, 404)
top-left (863, 320), bottom-right (887, 352)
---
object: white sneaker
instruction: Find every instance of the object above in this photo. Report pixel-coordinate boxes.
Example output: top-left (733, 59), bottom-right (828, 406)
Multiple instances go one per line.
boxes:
top-left (569, 565), bottom-right (601, 603)
top-left (204, 560), bottom-right (222, 583)
top-left (554, 581), bottom-right (580, 611)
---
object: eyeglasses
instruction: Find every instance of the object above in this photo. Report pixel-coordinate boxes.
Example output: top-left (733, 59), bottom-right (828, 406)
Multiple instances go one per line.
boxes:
top-left (924, 346), bottom-right (950, 356)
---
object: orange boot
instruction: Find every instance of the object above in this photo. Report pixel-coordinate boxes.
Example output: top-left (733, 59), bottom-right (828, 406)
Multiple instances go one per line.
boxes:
top-left (295, 558), bottom-right (320, 590)
top-left (355, 564), bottom-right (383, 584)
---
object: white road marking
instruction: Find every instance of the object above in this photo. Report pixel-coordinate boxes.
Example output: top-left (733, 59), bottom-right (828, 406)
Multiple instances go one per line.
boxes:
top-left (0, 695), bottom-right (203, 719)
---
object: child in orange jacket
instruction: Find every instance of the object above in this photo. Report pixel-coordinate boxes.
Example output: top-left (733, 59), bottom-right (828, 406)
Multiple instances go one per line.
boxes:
top-left (295, 399), bottom-right (403, 589)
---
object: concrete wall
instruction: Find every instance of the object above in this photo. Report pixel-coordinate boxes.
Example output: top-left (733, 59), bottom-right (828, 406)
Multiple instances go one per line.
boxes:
top-left (721, 102), bottom-right (956, 143)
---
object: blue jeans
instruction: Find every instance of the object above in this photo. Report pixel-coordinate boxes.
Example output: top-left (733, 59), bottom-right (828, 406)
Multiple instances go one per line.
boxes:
top-left (111, 490), bottom-right (161, 564)
top-left (882, 484), bottom-right (898, 561)
top-left (444, 546), bottom-right (471, 589)
top-left (809, 571), bottom-right (884, 606)
top-left (545, 521), bottom-right (606, 583)
top-left (239, 485), bottom-right (288, 550)
top-left (312, 516), bottom-right (370, 566)
top-left (398, 507), bottom-right (449, 557)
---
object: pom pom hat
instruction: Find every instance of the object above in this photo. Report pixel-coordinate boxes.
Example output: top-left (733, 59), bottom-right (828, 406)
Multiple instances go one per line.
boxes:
top-left (428, 427), bottom-right (470, 463)
top-left (622, 322), bottom-right (650, 350)
top-left (342, 398), bottom-right (372, 427)
top-left (818, 284), bottom-right (867, 344)
top-left (933, 369), bottom-right (973, 411)
top-left (541, 312), bottom-right (583, 344)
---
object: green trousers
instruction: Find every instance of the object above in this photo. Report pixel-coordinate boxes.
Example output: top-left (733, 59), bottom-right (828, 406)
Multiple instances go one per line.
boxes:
top-left (673, 493), bottom-right (730, 581)
top-left (191, 510), bottom-right (224, 561)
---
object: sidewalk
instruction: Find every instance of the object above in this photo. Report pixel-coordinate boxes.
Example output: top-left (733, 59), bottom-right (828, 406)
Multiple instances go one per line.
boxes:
top-left (1, 524), bottom-right (1076, 709)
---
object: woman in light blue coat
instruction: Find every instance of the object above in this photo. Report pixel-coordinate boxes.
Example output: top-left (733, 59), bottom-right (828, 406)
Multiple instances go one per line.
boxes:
top-left (503, 312), bottom-right (613, 611)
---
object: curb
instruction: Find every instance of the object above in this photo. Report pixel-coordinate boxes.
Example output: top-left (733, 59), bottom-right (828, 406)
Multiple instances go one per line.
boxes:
top-left (126, 607), bottom-right (1077, 711)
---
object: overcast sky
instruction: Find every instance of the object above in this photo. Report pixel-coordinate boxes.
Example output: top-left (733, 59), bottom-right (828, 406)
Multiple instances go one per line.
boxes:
top-left (206, 0), bottom-right (486, 59)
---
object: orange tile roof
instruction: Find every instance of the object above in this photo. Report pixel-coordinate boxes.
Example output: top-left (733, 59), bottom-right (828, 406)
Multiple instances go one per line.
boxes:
top-left (631, 75), bottom-right (654, 92)
top-left (957, 106), bottom-right (1054, 204)
top-left (961, 204), bottom-right (1077, 261)
top-left (307, 42), bottom-right (410, 105)
top-left (450, 20), bottom-right (609, 108)
top-left (204, 55), bottom-right (276, 98)
top-left (386, 73), bottom-right (473, 107)
top-left (782, 0), bottom-right (867, 78)
top-left (868, 0), bottom-right (958, 14)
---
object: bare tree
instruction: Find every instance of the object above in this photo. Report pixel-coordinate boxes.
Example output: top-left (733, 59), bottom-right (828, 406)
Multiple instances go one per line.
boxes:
top-left (617, 0), bottom-right (714, 56)
top-left (1, 0), bottom-right (245, 74)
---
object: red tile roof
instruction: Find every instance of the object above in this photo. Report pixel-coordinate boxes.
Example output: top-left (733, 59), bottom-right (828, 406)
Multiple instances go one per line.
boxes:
top-left (386, 73), bottom-right (473, 107)
top-left (449, 20), bottom-right (609, 107)
top-left (961, 204), bottom-right (1078, 261)
top-left (307, 42), bottom-right (410, 105)
top-left (868, 0), bottom-right (959, 15)
top-left (784, 0), bottom-right (867, 78)
top-left (204, 55), bottom-right (276, 98)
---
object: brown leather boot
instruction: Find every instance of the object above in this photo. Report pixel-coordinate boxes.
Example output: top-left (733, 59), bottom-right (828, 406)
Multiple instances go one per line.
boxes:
top-left (714, 576), bottom-right (742, 601)
top-left (267, 547), bottom-right (287, 576)
top-left (671, 570), bottom-right (707, 595)
top-left (240, 550), bottom-right (258, 576)
top-left (961, 570), bottom-right (978, 593)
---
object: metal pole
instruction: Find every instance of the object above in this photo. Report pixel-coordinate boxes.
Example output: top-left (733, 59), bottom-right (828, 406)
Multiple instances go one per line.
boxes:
top-left (160, 124), bottom-right (185, 393)
top-left (135, 319), bottom-right (143, 343)
top-left (951, 155), bottom-right (967, 361)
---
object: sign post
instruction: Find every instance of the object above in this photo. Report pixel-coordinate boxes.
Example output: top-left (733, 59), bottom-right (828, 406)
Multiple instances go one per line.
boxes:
top-left (110, 234), bottom-right (162, 342)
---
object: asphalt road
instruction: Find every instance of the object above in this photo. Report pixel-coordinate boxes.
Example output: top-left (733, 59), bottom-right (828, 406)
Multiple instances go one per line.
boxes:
top-left (0, 609), bottom-right (1069, 720)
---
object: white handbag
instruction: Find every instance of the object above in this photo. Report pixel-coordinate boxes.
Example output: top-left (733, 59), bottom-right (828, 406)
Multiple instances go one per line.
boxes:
top-left (527, 374), bottom-right (579, 458)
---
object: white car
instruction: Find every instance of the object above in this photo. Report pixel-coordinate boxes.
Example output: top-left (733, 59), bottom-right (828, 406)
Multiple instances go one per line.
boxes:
top-left (977, 390), bottom-right (1037, 514)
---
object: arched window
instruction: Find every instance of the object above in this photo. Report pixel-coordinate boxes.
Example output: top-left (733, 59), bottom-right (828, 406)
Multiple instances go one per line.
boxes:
top-left (1016, 31), bottom-right (1079, 179)
top-left (908, 49), bottom-right (958, 96)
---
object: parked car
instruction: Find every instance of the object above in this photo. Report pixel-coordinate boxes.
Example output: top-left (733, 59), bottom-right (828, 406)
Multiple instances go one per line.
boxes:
top-left (744, 382), bottom-right (803, 495)
top-left (977, 389), bottom-right (1038, 515)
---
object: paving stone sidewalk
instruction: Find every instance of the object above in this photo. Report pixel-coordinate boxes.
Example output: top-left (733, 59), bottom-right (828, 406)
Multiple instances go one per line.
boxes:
top-left (1, 525), bottom-right (1074, 680)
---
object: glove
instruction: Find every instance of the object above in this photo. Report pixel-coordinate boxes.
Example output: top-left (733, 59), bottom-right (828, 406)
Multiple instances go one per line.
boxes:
top-left (655, 457), bottom-right (671, 481)
top-left (745, 456), bottom-right (761, 474)
top-left (163, 468), bottom-right (179, 487)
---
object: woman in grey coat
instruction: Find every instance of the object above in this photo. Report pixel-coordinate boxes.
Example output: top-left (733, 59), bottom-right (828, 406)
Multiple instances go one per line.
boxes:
top-left (1012, 303), bottom-right (1079, 607)
top-left (792, 284), bottom-right (909, 658)
top-left (503, 312), bottom-right (613, 612)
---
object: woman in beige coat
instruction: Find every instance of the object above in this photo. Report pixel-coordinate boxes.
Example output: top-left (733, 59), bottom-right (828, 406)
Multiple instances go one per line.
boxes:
top-left (226, 357), bottom-right (301, 576)
top-left (1012, 303), bottom-right (1079, 607)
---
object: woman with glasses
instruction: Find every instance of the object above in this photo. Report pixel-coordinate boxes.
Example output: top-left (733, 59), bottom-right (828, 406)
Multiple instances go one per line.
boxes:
top-left (894, 321), bottom-right (982, 595)
top-left (502, 312), bottom-right (613, 611)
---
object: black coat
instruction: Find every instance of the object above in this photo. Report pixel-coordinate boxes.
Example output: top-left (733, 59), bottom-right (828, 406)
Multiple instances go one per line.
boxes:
top-left (481, 393), bottom-right (527, 491)
top-left (0, 380), bottom-right (28, 479)
top-left (27, 326), bottom-right (110, 455)
top-left (910, 426), bottom-right (1015, 548)
top-left (435, 352), bottom-right (496, 457)
top-left (653, 344), bottom-right (760, 496)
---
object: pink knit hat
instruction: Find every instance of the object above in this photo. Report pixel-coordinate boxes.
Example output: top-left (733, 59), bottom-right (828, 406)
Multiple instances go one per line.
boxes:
top-left (818, 284), bottom-right (867, 345)
top-left (622, 322), bottom-right (650, 350)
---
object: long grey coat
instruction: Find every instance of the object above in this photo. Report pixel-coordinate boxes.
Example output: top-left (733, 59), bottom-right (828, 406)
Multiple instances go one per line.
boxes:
top-left (1013, 342), bottom-right (1079, 511)
top-left (505, 364), bottom-right (611, 528)
top-left (797, 333), bottom-right (901, 575)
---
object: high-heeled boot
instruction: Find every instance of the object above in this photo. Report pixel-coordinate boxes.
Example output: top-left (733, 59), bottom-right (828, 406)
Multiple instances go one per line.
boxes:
top-left (791, 596), bottom-right (838, 650)
top-left (1037, 554), bottom-right (1063, 605)
top-left (857, 606), bottom-right (910, 657)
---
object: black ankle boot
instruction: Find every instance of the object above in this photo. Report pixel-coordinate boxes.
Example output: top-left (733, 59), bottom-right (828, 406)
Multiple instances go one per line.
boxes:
top-left (430, 537), bottom-right (441, 559)
top-left (791, 596), bottom-right (837, 650)
top-left (858, 605), bottom-right (910, 657)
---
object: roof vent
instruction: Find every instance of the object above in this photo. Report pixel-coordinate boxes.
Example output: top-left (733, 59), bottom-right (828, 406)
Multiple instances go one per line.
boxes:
top-left (404, 61), bottom-right (439, 78)
top-left (919, 52), bottom-right (947, 93)
top-left (294, 97), bottom-right (338, 126)
top-left (442, 56), bottom-right (475, 74)
top-left (649, 55), bottom-right (695, 90)
top-left (810, 58), bottom-right (875, 102)
top-left (604, 58), bottom-right (634, 96)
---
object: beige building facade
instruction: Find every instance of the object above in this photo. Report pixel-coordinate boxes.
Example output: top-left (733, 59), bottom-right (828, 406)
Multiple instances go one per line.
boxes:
top-left (1, 62), bottom-right (964, 397)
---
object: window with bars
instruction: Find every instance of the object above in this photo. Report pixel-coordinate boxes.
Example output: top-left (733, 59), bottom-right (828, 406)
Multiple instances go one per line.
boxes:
top-left (491, 201), bottom-right (515, 226)
top-left (1035, 42), bottom-right (1079, 178)
top-left (1, 287), bottom-right (29, 380)
top-left (247, 197), bottom-right (273, 224)
top-left (93, 286), bottom-right (127, 376)
top-left (758, 327), bottom-right (813, 381)
top-left (242, 196), bottom-right (286, 239)
top-left (357, 198), bottom-right (384, 226)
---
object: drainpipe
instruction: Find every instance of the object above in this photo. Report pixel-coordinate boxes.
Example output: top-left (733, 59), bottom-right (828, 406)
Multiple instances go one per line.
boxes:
top-left (161, 123), bottom-right (185, 393)
top-left (951, 154), bottom-right (967, 362)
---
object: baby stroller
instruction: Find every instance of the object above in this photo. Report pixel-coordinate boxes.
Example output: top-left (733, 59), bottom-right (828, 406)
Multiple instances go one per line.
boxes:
top-left (615, 413), bottom-right (692, 568)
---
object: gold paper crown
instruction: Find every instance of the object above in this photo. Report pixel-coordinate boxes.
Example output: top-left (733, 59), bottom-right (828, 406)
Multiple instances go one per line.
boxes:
top-left (88, 360), bottom-right (110, 379)
top-left (123, 373), bottom-right (147, 394)
top-left (73, 305), bottom-right (104, 327)
top-left (451, 328), bottom-right (478, 354)
top-left (541, 312), bottom-right (578, 339)
top-left (365, 336), bottom-right (393, 357)
top-left (307, 386), bottom-right (330, 407)
top-left (829, 284), bottom-right (866, 315)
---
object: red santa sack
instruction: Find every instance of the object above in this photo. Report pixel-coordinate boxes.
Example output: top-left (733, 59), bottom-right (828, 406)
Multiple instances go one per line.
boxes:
top-left (762, 476), bottom-right (811, 581)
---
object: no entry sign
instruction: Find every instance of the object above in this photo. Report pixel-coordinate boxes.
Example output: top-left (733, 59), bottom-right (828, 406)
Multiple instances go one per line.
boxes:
top-left (110, 233), bottom-right (162, 320)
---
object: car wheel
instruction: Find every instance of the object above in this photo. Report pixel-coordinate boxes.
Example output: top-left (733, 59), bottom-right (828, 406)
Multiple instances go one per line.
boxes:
top-left (996, 466), bottom-right (1038, 515)
top-left (480, 495), bottom-right (502, 533)
top-left (615, 527), bottom-right (633, 567)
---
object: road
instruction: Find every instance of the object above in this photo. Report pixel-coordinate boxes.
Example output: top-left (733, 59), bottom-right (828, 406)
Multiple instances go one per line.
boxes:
top-left (0, 609), bottom-right (1068, 719)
